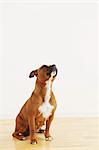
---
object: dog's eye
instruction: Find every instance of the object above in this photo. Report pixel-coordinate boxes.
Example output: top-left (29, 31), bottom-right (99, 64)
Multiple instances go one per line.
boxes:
top-left (46, 73), bottom-right (50, 76)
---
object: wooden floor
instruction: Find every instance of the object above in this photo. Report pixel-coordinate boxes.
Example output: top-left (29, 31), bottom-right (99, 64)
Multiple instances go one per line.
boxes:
top-left (0, 118), bottom-right (99, 150)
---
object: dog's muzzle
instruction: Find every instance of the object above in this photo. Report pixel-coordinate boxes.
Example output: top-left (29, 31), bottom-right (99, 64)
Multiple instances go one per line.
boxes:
top-left (48, 65), bottom-right (58, 77)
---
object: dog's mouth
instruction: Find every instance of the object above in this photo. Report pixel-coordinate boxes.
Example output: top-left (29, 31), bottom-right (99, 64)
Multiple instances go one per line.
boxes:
top-left (51, 70), bottom-right (57, 76)
top-left (47, 65), bottom-right (58, 78)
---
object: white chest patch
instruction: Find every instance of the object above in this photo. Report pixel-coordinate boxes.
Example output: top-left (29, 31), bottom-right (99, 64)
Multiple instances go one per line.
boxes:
top-left (38, 76), bottom-right (54, 119)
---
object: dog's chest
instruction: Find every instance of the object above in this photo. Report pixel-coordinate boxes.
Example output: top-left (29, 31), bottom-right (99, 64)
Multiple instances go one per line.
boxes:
top-left (38, 80), bottom-right (54, 119)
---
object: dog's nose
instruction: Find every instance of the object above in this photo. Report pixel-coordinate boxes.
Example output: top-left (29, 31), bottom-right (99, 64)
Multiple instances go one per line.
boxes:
top-left (50, 64), bottom-right (57, 72)
top-left (51, 64), bottom-right (56, 67)
top-left (51, 64), bottom-right (56, 69)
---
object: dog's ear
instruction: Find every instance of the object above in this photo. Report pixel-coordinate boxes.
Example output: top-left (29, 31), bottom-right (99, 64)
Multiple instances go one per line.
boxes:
top-left (29, 69), bottom-right (38, 78)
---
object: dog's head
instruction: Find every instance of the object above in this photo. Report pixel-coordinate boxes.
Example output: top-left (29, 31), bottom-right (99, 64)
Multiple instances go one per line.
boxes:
top-left (29, 64), bottom-right (58, 83)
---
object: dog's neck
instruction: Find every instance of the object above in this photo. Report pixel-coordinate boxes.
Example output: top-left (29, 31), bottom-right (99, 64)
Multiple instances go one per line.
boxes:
top-left (44, 79), bottom-right (52, 103)
top-left (34, 79), bottom-right (52, 101)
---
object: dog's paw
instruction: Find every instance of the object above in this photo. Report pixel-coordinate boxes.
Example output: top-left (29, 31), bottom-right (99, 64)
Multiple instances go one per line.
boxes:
top-left (45, 136), bottom-right (53, 141)
top-left (17, 133), bottom-right (26, 140)
top-left (30, 139), bottom-right (37, 145)
top-left (37, 129), bottom-right (45, 133)
top-left (19, 136), bottom-right (26, 140)
top-left (22, 137), bottom-right (26, 140)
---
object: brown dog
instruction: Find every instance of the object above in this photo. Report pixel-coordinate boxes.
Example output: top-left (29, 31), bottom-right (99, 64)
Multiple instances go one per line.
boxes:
top-left (12, 64), bottom-right (58, 144)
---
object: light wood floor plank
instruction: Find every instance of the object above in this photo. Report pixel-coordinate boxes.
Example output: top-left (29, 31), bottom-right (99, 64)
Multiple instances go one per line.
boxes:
top-left (0, 118), bottom-right (99, 150)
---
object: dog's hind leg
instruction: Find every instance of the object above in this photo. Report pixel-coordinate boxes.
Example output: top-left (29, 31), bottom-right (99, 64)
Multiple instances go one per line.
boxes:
top-left (12, 116), bottom-right (28, 140)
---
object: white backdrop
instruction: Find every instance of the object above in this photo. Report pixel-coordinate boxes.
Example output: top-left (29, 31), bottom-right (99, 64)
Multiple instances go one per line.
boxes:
top-left (0, 0), bottom-right (98, 119)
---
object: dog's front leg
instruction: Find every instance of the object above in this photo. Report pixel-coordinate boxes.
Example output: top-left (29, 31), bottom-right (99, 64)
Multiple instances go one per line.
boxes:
top-left (45, 114), bottom-right (54, 141)
top-left (28, 116), bottom-right (37, 144)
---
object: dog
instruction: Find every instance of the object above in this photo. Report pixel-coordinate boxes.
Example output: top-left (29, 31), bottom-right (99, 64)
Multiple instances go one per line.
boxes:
top-left (12, 64), bottom-right (58, 144)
